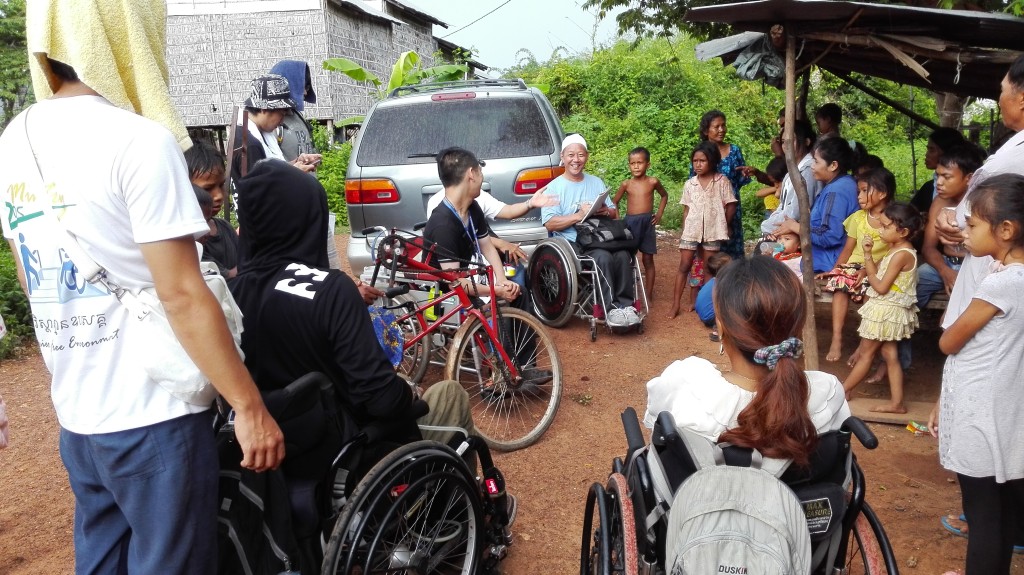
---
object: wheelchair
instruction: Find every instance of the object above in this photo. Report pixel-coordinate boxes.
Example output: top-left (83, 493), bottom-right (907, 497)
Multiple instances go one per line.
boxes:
top-left (216, 372), bottom-right (514, 575)
top-left (526, 236), bottom-right (649, 341)
top-left (580, 408), bottom-right (900, 575)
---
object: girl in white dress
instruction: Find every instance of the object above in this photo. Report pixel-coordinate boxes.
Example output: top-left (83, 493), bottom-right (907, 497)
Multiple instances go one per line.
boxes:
top-left (646, 256), bottom-right (849, 471)
top-left (929, 174), bottom-right (1024, 575)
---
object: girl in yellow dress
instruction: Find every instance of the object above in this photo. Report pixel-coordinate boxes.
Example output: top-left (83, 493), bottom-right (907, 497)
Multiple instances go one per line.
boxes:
top-left (843, 203), bottom-right (924, 413)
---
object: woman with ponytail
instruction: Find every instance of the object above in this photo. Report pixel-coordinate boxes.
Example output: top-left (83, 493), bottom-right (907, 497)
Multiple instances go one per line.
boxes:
top-left (644, 256), bottom-right (850, 469)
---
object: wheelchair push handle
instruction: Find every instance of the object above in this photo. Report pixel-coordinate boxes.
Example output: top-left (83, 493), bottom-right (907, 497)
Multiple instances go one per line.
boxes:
top-left (385, 284), bottom-right (410, 298)
top-left (621, 407), bottom-right (646, 461)
top-left (842, 416), bottom-right (878, 449)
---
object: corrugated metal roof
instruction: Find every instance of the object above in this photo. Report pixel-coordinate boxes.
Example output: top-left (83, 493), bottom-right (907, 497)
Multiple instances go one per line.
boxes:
top-left (686, 0), bottom-right (1024, 98)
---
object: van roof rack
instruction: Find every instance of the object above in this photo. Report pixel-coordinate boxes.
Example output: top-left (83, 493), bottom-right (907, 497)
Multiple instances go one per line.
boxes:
top-left (389, 78), bottom-right (528, 98)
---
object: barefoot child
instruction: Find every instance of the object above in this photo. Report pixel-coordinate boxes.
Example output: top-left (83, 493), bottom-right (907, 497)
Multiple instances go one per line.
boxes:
top-left (928, 174), bottom-right (1024, 575)
top-left (820, 167), bottom-right (895, 362)
top-left (614, 147), bottom-right (668, 300)
top-left (694, 252), bottom-right (732, 340)
top-left (754, 156), bottom-right (787, 220)
top-left (669, 141), bottom-right (737, 318)
top-left (843, 203), bottom-right (923, 413)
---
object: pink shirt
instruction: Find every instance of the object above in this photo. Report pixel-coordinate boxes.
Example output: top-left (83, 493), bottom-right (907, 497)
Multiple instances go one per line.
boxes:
top-left (680, 174), bottom-right (736, 243)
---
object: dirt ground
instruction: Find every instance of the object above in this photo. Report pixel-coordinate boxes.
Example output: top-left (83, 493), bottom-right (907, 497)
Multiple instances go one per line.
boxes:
top-left (1, 232), bottom-right (1022, 574)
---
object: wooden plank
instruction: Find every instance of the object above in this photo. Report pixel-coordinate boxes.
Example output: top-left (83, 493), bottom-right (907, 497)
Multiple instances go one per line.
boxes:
top-left (850, 397), bottom-right (933, 427)
top-left (814, 290), bottom-right (948, 310)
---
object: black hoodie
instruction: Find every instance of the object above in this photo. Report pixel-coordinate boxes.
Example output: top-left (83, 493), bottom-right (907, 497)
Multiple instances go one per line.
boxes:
top-left (229, 159), bottom-right (415, 427)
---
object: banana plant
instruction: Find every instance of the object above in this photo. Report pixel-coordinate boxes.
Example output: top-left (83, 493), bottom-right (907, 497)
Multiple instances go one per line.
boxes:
top-left (324, 51), bottom-right (470, 125)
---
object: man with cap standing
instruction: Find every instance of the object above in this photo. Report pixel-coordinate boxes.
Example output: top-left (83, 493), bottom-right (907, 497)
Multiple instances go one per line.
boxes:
top-left (231, 74), bottom-right (321, 182)
top-left (542, 134), bottom-right (639, 327)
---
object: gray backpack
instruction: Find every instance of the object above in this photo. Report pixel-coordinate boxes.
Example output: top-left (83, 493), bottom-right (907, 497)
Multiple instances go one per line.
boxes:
top-left (663, 430), bottom-right (812, 575)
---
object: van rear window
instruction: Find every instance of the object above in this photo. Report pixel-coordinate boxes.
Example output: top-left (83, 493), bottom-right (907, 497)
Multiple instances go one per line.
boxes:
top-left (356, 98), bottom-right (554, 167)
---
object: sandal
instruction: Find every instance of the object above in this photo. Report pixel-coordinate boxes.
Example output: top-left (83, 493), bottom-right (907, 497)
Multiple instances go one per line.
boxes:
top-left (941, 514), bottom-right (968, 538)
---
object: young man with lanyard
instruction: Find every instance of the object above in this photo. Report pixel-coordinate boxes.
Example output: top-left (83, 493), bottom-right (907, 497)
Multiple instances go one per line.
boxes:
top-left (423, 147), bottom-right (524, 305)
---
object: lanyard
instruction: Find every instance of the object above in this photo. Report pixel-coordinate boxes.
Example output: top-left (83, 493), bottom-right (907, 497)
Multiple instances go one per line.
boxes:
top-left (442, 198), bottom-right (482, 260)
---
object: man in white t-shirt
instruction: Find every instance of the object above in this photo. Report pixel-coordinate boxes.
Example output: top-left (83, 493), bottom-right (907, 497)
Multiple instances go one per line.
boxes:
top-left (0, 11), bottom-right (284, 573)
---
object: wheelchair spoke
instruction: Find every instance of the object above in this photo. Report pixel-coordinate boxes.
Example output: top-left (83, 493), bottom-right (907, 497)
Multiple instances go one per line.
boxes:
top-left (323, 443), bottom-right (483, 575)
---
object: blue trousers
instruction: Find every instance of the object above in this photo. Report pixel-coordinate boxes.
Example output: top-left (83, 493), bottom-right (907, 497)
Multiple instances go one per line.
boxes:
top-left (60, 411), bottom-right (218, 575)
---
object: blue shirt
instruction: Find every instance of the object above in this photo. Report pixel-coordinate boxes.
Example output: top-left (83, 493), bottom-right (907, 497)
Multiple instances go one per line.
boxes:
top-left (541, 174), bottom-right (612, 242)
top-left (809, 174), bottom-right (859, 273)
top-left (695, 277), bottom-right (716, 324)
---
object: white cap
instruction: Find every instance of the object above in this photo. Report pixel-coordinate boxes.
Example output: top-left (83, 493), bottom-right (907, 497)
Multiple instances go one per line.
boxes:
top-left (561, 133), bottom-right (588, 152)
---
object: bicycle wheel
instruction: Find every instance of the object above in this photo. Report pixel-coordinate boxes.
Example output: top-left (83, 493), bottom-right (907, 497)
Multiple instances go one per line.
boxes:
top-left (444, 307), bottom-right (562, 451)
top-left (322, 441), bottom-right (482, 575)
top-left (384, 294), bottom-right (431, 383)
top-left (843, 505), bottom-right (892, 575)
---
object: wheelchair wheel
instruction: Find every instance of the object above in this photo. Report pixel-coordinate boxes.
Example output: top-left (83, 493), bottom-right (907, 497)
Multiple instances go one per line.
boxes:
top-left (579, 475), bottom-right (638, 575)
top-left (843, 502), bottom-right (897, 575)
top-left (322, 441), bottom-right (483, 575)
top-left (445, 308), bottom-right (562, 452)
top-left (528, 238), bottom-right (579, 327)
top-left (387, 294), bottom-right (431, 384)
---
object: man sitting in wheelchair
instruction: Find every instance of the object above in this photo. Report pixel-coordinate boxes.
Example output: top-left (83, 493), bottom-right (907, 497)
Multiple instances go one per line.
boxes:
top-left (229, 159), bottom-right (515, 574)
top-left (541, 134), bottom-right (640, 328)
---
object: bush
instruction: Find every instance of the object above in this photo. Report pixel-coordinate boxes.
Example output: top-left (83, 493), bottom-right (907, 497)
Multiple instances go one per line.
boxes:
top-left (0, 241), bottom-right (32, 359)
top-left (316, 139), bottom-right (352, 228)
top-left (504, 37), bottom-right (940, 238)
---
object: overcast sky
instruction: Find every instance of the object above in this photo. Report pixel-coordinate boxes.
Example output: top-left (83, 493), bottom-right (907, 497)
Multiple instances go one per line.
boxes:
top-left (422, 0), bottom-right (626, 72)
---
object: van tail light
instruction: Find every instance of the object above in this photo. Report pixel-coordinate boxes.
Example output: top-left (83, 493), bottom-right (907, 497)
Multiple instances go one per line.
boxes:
top-left (513, 166), bottom-right (565, 195)
top-left (345, 178), bottom-right (400, 204)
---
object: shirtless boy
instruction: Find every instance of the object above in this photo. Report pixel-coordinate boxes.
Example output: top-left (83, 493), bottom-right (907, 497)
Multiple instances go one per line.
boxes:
top-left (613, 147), bottom-right (668, 298)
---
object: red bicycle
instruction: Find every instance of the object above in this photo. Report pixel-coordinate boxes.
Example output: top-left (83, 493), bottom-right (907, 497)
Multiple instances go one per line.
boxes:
top-left (366, 228), bottom-right (563, 452)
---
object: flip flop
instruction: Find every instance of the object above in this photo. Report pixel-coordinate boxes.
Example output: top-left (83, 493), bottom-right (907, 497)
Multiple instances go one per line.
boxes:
top-left (941, 514), bottom-right (968, 538)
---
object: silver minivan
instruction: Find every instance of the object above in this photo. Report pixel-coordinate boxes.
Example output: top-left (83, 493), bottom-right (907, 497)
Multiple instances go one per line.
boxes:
top-left (345, 79), bottom-right (565, 272)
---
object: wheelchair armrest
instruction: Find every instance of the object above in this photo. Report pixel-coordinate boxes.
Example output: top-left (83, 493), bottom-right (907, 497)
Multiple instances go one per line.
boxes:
top-left (360, 398), bottom-right (430, 444)
top-left (841, 417), bottom-right (878, 449)
top-left (261, 372), bottom-right (333, 421)
top-left (412, 221), bottom-right (427, 231)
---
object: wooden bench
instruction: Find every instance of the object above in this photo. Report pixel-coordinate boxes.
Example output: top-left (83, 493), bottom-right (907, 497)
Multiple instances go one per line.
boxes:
top-left (814, 290), bottom-right (948, 310)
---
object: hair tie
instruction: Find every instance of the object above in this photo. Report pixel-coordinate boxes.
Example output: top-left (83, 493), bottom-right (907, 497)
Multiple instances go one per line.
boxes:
top-left (753, 337), bottom-right (804, 370)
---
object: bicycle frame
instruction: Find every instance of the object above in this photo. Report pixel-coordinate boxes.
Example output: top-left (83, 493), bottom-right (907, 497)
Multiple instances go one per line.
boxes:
top-left (369, 231), bottom-right (522, 381)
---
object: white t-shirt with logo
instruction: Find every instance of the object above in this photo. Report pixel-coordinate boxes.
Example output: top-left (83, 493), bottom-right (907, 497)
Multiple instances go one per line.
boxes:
top-left (0, 96), bottom-right (209, 434)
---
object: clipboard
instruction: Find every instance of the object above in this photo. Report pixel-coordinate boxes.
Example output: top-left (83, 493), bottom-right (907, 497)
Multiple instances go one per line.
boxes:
top-left (580, 189), bottom-right (611, 222)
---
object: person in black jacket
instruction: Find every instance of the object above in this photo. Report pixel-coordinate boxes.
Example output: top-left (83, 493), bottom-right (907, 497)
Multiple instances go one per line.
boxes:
top-left (229, 159), bottom-right (475, 439)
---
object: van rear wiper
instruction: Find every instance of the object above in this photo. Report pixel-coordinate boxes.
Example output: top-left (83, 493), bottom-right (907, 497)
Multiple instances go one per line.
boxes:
top-left (407, 152), bottom-right (437, 159)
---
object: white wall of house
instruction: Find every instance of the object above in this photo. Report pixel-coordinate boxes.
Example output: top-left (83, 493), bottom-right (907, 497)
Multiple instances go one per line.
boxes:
top-left (166, 0), bottom-right (438, 128)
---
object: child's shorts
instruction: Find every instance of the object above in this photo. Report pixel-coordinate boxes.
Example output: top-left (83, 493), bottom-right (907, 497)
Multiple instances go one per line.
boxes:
top-left (820, 263), bottom-right (867, 302)
top-left (624, 214), bottom-right (657, 255)
top-left (679, 239), bottom-right (722, 251)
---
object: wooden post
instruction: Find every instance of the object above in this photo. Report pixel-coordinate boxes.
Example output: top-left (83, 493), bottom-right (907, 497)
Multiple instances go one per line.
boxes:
top-left (784, 33), bottom-right (820, 370)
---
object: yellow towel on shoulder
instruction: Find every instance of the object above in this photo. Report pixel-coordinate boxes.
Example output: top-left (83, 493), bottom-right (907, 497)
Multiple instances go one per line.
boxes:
top-left (26, 0), bottom-right (190, 150)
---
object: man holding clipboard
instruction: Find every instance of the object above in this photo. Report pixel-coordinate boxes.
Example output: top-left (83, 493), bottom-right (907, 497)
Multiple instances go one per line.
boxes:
top-left (541, 134), bottom-right (639, 327)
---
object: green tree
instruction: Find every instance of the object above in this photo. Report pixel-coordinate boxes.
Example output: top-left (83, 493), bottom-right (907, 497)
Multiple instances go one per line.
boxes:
top-left (323, 51), bottom-right (469, 124)
top-left (0, 0), bottom-right (32, 128)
